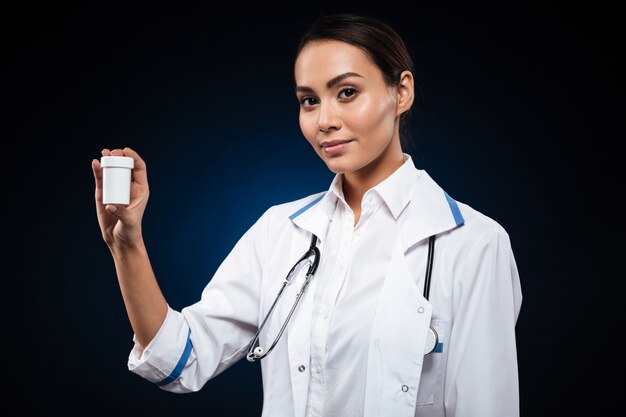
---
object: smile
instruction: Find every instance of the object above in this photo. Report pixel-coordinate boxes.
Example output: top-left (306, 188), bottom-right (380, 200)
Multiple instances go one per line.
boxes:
top-left (320, 139), bottom-right (353, 156)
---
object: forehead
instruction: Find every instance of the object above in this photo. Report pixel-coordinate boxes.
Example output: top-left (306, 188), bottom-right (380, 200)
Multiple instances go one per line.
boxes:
top-left (294, 40), bottom-right (380, 86)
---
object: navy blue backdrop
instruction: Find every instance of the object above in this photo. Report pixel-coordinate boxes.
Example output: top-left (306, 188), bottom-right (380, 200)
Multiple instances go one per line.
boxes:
top-left (6, 2), bottom-right (621, 416)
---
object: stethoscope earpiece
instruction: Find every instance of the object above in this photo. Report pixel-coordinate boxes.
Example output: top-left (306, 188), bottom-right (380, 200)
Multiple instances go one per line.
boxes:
top-left (254, 346), bottom-right (264, 358)
top-left (246, 346), bottom-right (265, 362)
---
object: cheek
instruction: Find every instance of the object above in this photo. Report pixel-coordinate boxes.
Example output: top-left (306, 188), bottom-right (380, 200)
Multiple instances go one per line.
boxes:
top-left (349, 96), bottom-right (396, 133)
top-left (299, 112), bottom-right (317, 145)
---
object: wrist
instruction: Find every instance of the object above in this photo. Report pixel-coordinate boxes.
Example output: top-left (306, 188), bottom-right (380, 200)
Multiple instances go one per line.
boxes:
top-left (108, 237), bottom-right (146, 258)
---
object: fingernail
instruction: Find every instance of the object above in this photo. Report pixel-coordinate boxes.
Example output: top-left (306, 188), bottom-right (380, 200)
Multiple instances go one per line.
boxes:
top-left (109, 205), bottom-right (117, 212)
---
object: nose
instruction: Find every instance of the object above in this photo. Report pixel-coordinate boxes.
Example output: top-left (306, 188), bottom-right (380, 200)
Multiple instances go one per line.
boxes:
top-left (317, 102), bottom-right (341, 133)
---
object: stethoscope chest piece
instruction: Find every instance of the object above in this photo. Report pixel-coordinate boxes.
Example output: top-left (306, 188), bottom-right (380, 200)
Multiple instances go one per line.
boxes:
top-left (424, 326), bottom-right (439, 356)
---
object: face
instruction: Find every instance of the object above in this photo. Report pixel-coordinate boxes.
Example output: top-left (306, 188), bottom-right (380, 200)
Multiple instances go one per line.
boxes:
top-left (294, 40), bottom-right (404, 176)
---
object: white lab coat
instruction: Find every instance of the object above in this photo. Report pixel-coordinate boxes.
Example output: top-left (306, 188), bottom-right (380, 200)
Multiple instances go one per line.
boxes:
top-left (128, 166), bottom-right (523, 417)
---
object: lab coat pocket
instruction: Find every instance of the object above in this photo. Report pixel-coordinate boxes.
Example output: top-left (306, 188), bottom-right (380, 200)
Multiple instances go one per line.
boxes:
top-left (416, 319), bottom-right (447, 406)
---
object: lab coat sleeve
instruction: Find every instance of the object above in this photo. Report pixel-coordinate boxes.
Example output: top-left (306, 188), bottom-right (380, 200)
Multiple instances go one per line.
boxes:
top-left (444, 223), bottom-right (522, 416)
top-left (127, 206), bottom-right (271, 393)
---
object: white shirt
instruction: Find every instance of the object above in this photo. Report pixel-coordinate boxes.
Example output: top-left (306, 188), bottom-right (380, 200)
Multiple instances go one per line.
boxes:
top-left (307, 154), bottom-right (417, 417)
top-left (127, 154), bottom-right (523, 417)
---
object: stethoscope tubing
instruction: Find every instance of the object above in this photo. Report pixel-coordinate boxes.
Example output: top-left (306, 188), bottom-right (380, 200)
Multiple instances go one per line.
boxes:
top-left (248, 233), bottom-right (439, 360)
top-left (246, 234), bottom-right (319, 362)
top-left (423, 235), bottom-right (435, 299)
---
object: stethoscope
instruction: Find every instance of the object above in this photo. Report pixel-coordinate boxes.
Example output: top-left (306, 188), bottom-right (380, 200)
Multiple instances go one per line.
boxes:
top-left (246, 233), bottom-right (438, 362)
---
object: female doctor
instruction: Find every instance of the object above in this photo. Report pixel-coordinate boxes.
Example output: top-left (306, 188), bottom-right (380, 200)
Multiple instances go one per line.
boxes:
top-left (92, 14), bottom-right (522, 417)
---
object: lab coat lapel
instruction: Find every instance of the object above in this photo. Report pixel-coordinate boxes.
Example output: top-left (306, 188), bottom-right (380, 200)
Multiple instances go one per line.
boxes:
top-left (288, 192), bottom-right (332, 243)
top-left (364, 237), bottom-right (433, 417)
top-left (398, 170), bottom-right (465, 253)
top-left (286, 193), bottom-right (333, 417)
top-left (364, 169), bottom-right (465, 417)
top-left (283, 169), bottom-right (465, 417)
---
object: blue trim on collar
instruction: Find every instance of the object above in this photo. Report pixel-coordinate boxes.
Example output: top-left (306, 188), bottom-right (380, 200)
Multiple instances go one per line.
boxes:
top-left (444, 191), bottom-right (465, 227)
top-left (156, 328), bottom-right (193, 386)
top-left (289, 194), bottom-right (325, 220)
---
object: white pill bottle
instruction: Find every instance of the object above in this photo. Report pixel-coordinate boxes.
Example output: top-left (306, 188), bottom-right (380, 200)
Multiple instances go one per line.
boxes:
top-left (100, 156), bottom-right (134, 205)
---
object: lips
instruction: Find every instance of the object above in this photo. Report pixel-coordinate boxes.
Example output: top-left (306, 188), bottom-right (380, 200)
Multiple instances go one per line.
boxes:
top-left (320, 139), bottom-right (353, 156)
top-left (320, 139), bottom-right (353, 148)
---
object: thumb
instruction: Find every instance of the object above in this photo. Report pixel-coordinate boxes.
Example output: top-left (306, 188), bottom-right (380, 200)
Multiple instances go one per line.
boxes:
top-left (105, 204), bottom-right (132, 223)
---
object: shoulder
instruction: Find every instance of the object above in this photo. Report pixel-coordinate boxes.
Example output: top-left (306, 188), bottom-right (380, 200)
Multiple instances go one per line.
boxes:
top-left (446, 200), bottom-right (522, 311)
top-left (444, 199), bottom-right (514, 262)
top-left (458, 201), bottom-right (510, 241)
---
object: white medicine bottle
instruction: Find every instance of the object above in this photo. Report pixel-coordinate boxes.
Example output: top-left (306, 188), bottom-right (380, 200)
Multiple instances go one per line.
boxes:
top-left (100, 156), bottom-right (134, 205)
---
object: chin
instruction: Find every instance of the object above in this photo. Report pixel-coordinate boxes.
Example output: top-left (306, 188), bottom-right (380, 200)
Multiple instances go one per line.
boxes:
top-left (321, 155), bottom-right (362, 175)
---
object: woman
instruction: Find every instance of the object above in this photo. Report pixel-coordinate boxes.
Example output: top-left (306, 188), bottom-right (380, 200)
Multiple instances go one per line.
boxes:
top-left (92, 14), bottom-right (522, 417)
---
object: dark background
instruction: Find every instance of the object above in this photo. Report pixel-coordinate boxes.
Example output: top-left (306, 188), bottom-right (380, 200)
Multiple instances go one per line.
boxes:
top-left (6, 1), bottom-right (622, 416)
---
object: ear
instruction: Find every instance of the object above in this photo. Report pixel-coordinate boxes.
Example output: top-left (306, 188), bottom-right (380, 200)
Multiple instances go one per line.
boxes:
top-left (395, 70), bottom-right (414, 116)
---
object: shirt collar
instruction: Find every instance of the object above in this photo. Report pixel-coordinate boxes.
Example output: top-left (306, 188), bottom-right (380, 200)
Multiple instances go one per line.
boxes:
top-left (289, 153), bottom-right (465, 250)
top-left (371, 153), bottom-right (417, 219)
top-left (326, 153), bottom-right (417, 220)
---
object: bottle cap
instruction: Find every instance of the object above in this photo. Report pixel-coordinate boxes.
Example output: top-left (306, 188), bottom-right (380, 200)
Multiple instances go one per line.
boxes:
top-left (101, 156), bottom-right (134, 169)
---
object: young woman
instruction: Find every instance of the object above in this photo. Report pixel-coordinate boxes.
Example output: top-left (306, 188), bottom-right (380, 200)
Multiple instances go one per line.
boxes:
top-left (92, 14), bottom-right (522, 417)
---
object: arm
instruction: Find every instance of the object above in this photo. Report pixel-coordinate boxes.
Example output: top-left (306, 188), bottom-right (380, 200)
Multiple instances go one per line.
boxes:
top-left (93, 147), bottom-right (167, 348)
top-left (94, 147), bottom-right (268, 393)
top-left (109, 238), bottom-right (168, 348)
top-left (445, 224), bottom-right (523, 416)
top-left (126, 206), bottom-right (270, 393)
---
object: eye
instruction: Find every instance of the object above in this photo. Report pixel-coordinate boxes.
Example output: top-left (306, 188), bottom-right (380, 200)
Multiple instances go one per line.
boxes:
top-left (338, 87), bottom-right (357, 100)
top-left (299, 96), bottom-right (319, 107)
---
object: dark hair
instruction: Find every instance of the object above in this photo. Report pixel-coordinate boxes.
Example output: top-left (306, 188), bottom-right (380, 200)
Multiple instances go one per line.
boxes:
top-left (295, 14), bottom-right (416, 150)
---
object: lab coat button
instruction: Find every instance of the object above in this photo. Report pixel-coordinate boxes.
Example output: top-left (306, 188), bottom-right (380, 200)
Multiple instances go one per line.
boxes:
top-left (298, 365), bottom-right (306, 372)
top-left (401, 385), bottom-right (409, 392)
top-left (417, 307), bottom-right (425, 314)
top-left (315, 366), bottom-right (322, 374)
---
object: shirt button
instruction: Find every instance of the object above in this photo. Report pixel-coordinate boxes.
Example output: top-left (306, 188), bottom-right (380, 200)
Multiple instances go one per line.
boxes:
top-left (298, 365), bottom-right (306, 372)
top-left (417, 307), bottom-right (425, 314)
top-left (401, 385), bottom-right (409, 392)
top-left (315, 366), bottom-right (322, 374)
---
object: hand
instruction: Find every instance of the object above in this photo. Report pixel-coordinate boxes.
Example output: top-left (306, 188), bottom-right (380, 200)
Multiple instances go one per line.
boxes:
top-left (92, 147), bottom-right (150, 248)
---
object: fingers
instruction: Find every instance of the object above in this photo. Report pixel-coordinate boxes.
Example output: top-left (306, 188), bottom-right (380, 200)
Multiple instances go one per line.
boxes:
top-left (100, 148), bottom-right (126, 157)
top-left (103, 148), bottom-right (125, 156)
top-left (105, 204), bottom-right (133, 224)
top-left (122, 147), bottom-right (148, 186)
top-left (97, 147), bottom-right (148, 186)
top-left (92, 158), bottom-right (102, 191)
top-left (97, 147), bottom-right (149, 187)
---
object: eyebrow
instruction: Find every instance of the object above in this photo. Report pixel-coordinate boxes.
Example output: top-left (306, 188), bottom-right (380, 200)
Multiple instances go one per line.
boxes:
top-left (295, 72), bottom-right (364, 94)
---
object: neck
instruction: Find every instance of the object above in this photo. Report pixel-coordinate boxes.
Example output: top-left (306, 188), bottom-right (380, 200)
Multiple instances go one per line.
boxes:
top-left (342, 142), bottom-right (405, 222)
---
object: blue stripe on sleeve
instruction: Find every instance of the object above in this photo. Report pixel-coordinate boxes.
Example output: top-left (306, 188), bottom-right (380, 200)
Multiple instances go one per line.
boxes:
top-left (444, 191), bottom-right (465, 227)
top-left (156, 328), bottom-right (193, 387)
